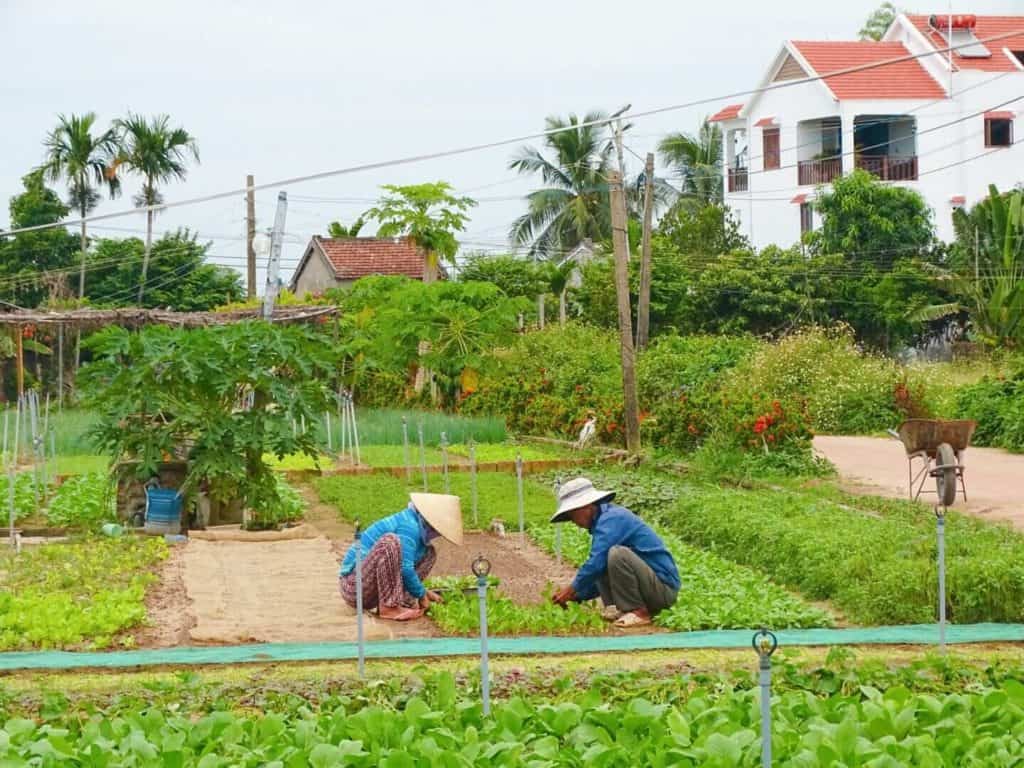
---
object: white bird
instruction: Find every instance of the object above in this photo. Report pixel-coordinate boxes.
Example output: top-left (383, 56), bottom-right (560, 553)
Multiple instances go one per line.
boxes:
top-left (576, 417), bottom-right (597, 450)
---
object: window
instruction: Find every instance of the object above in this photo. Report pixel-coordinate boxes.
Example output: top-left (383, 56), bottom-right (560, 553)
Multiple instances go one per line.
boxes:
top-left (800, 203), bottom-right (813, 235)
top-left (1012, 51), bottom-right (1024, 66)
top-left (985, 117), bottom-right (1013, 148)
top-left (762, 127), bottom-right (780, 170)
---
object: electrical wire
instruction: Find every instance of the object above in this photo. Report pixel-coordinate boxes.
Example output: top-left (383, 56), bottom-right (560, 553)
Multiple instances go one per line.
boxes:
top-left (5, 26), bottom-right (1022, 238)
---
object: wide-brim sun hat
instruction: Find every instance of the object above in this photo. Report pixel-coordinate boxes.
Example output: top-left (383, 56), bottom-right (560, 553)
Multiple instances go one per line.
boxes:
top-left (550, 477), bottom-right (615, 524)
top-left (410, 493), bottom-right (464, 546)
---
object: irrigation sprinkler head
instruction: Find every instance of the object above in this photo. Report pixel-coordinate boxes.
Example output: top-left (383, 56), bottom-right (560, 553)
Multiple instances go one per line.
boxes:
top-left (354, 520), bottom-right (361, 539)
top-left (471, 555), bottom-right (492, 579)
top-left (934, 505), bottom-right (947, 520)
top-left (752, 627), bottom-right (778, 659)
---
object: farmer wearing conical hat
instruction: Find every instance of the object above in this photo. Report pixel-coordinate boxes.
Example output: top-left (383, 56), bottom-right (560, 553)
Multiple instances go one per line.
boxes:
top-left (340, 493), bottom-right (463, 622)
top-left (550, 477), bottom-right (679, 628)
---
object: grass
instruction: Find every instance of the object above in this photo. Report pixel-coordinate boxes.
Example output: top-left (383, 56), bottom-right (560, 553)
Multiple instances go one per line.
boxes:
top-left (52, 454), bottom-right (110, 475)
top-left (315, 470), bottom-right (554, 530)
top-left (323, 408), bottom-right (507, 447)
top-left (42, 408), bottom-right (100, 456)
top-left (447, 442), bottom-right (570, 462)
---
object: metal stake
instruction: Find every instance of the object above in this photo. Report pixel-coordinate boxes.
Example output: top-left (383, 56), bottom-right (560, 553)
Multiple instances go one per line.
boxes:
top-left (402, 416), bottom-right (412, 483)
top-left (325, 411), bottom-right (333, 453)
top-left (339, 394), bottom-right (349, 462)
top-left (936, 507), bottom-right (947, 653)
top-left (469, 440), bottom-right (478, 528)
top-left (554, 476), bottom-right (563, 563)
top-left (440, 431), bottom-right (449, 494)
top-left (515, 454), bottom-right (525, 536)
top-left (753, 628), bottom-right (778, 768)
top-left (472, 556), bottom-right (492, 716)
top-left (418, 421), bottom-right (427, 491)
top-left (9, 398), bottom-right (21, 550)
top-left (349, 396), bottom-right (361, 466)
top-left (354, 520), bottom-right (365, 678)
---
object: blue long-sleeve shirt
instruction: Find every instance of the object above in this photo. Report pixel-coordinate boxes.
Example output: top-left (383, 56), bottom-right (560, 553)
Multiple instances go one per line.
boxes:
top-left (572, 502), bottom-right (680, 601)
top-left (340, 506), bottom-right (430, 599)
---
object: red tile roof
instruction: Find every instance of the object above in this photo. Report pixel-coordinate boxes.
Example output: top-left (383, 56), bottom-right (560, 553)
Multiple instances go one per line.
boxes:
top-left (985, 110), bottom-right (1016, 120)
top-left (906, 14), bottom-right (1024, 72)
top-left (755, 117), bottom-right (777, 127)
top-left (709, 103), bottom-right (744, 122)
top-left (314, 236), bottom-right (426, 281)
top-left (791, 193), bottom-right (808, 204)
top-left (790, 41), bottom-right (947, 100)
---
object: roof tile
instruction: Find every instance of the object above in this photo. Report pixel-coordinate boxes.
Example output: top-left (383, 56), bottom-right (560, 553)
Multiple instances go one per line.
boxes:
top-left (709, 103), bottom-right (744, 122)
top-left (314, 236), bottom-right (426, 281)
top-left (790, 41), bottom-right (947, 100)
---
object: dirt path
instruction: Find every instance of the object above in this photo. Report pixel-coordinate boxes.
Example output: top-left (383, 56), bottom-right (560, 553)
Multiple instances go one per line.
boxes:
top-left (814, 435), bottom-right (1024, 529)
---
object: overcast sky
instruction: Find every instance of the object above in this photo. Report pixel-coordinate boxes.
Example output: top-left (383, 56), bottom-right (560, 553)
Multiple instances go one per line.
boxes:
top-left (2, 0), bottom-right (1020, 288)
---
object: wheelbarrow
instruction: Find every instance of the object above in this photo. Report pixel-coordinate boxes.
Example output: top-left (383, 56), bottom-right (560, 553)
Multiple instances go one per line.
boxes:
top-left (888, 419), bottom-right (976, 507)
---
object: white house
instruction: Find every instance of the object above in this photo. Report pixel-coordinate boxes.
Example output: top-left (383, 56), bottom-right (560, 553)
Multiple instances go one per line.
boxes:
top-left (712, 13), bottom-right (1024, 249)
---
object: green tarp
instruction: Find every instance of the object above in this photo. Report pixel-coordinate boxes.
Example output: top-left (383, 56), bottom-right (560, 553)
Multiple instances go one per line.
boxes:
top-left (1, 623), bottom-right (1021, 671)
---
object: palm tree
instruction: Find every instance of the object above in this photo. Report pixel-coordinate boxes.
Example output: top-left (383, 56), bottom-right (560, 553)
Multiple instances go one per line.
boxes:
top-left (39, 113), bottom-right (121, 299)
top-left (509, 112), bottom-right (615, 256)
top-left (114, 114), bottom-right (199, 303)
top-left (658, 118), bottom-right (723, 207)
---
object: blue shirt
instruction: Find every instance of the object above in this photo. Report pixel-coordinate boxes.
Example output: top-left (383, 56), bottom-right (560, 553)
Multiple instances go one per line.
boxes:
top-left (572, 502), bottom-right (681, 601)
top-left (340, 506), bottom-right (430, 599)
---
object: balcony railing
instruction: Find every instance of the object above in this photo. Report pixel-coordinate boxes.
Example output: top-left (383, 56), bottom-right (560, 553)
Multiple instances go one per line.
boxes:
top-left (797, 157), bottom-right (842, 185)
top-left (856, 155), bottom-right (918, 181)
top-left (727, 167), bottom-right (748, 193)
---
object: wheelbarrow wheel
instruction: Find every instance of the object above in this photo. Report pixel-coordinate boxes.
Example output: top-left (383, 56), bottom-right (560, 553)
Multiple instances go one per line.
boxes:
top-left (935, 442), bottom-right (958, 507)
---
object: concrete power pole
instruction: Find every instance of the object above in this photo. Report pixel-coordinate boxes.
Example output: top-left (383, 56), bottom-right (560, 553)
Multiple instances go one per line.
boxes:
top-left (636, 152), bottom-right (655, 350)
top-left (246, 174), bottom-right (256, 299)
top-left (262, 192), bottom-right (288, 320)
top-left (608, 170), bottom-right (641, 455)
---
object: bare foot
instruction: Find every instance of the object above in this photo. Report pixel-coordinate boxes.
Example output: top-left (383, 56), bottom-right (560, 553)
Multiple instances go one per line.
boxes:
top-left (379, 605), bottom-right (424, 621)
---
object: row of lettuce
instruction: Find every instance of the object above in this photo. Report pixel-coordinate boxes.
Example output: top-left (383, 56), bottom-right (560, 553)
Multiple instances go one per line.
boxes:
top-left (2, 659), bottom-right (1024, 766)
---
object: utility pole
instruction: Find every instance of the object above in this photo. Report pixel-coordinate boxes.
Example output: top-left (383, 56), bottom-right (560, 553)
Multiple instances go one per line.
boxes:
top-left (263, 192), bottom-right (288, 320)
top-left (608, 170), bottom-right (641, 455)
top-left (611, 104), bottom-right (632, 260)
top-left (246, 174), bottom-right (257, 299)
top-left (636, 152), bottom-right (655, 350)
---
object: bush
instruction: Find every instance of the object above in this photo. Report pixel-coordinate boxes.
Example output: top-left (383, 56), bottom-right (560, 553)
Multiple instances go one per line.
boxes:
top-left (637, 334), bottom-right (758, 451)
top-left (955, 363), bottom-right (1024, 451)
top-left (718, 326), bottom-right (929, 437)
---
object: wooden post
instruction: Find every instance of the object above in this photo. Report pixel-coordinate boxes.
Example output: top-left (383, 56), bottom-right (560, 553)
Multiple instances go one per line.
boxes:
top-left (608, 171), bottom-right (641, 454)
top-left (636, 152), bottom-right (655, 350)
top-left (14, 328), bottom-right (24, 399)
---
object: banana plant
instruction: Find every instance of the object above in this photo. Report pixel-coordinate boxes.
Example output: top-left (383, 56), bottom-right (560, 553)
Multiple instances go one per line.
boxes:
top-left (916, 186), bottom-right (1024, 347)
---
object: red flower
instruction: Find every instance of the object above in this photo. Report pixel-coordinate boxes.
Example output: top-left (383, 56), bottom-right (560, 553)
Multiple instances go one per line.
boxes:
top-left (688, 424), bottom-right (699, 435)
top-left (753, 416), bottom-right (769, 435)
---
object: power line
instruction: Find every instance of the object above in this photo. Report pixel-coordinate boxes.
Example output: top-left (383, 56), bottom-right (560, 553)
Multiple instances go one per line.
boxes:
top-left (5, 26), bottom-right (1022, 238)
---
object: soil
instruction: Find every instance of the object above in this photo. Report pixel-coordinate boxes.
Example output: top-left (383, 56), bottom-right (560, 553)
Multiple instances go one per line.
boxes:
top-left (134, 544), bottom-right (195, 648)
top-left (814, 435), bottom-right (1024, 530)
top-left (430, 531), bottom-right (578, 605)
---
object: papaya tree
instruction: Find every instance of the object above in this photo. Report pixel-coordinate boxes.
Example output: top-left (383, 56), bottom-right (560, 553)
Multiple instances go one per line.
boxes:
top-left (82, 321), bottom-right (336, 522)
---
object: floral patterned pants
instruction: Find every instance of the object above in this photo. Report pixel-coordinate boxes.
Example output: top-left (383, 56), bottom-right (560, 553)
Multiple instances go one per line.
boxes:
top-left (339, 533), bottom-right (436, 610)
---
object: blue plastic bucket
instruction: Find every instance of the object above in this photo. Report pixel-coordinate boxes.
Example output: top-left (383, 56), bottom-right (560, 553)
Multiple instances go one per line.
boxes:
top-left (145, 488), bottom-right (183, 534)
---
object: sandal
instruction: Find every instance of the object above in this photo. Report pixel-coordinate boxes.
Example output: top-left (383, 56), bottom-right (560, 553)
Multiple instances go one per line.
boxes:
top-left (613, 611), bottom-right (652, 628)
top-left (601, 604), bottom-right (623, 622)
top-left (379, 606), bottom-right (424, 622)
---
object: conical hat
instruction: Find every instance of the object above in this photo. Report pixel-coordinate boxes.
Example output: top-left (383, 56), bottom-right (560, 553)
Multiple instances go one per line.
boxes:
top-left (410, 493), bottom-right (463, 546)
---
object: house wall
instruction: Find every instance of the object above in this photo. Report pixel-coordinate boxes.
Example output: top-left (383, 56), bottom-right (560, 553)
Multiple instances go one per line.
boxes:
top-left (292, 250), bottom-right (343, 295)
top-left (720, 38), bottom-right (1024, 249)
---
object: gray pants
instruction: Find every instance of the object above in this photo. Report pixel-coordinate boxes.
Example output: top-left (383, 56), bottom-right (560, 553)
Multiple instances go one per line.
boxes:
top-left (597, 545), bottom-right (678, 615)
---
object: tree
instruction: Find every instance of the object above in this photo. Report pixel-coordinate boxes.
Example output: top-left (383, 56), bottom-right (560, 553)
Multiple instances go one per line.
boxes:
top-left (457, 253), bottom-right (548, 298)
top-left (807, 170), bottom-right (941, 348)
top-left (326, 217), bottom-right (365, 238)
top-left (0, 171), bottom-right (79, 308)
top-left (113, 114), bottom-right (200, 303)
top-left (546, 260), bottom-right (576, 326)
top-left (508, 112), bottom-right (615, 256)
top-left (83, 322), bottom-right (336, 524)
top-left (38, 113), bottom-right (121, 299)
top-left (658, 118), bottom-right (723, 207)
top-left (657, 203), bottom-right (749, 256)
top-left (859, 2), bottom-right (898, 41)
top-left (363, 182), bottom-right (475, 282)
top-left (917, 187), bottom-right (1024, 347)
top-left (85, 231), bottom-right (244, 310)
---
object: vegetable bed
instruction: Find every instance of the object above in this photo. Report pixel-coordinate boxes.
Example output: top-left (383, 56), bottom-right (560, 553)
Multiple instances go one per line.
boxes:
top-left (0, 536), bottom-right (167, 650)
top-left (669, 483), bottom-right (1024, 625)
top-left (4, 661), bottom-right (1024, 766)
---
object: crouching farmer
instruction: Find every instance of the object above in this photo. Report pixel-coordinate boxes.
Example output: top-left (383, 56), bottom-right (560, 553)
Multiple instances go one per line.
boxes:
top-left (550, 477), bottom-right (679, 628)
top-left (340, 493), bottom-right (463, 621)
